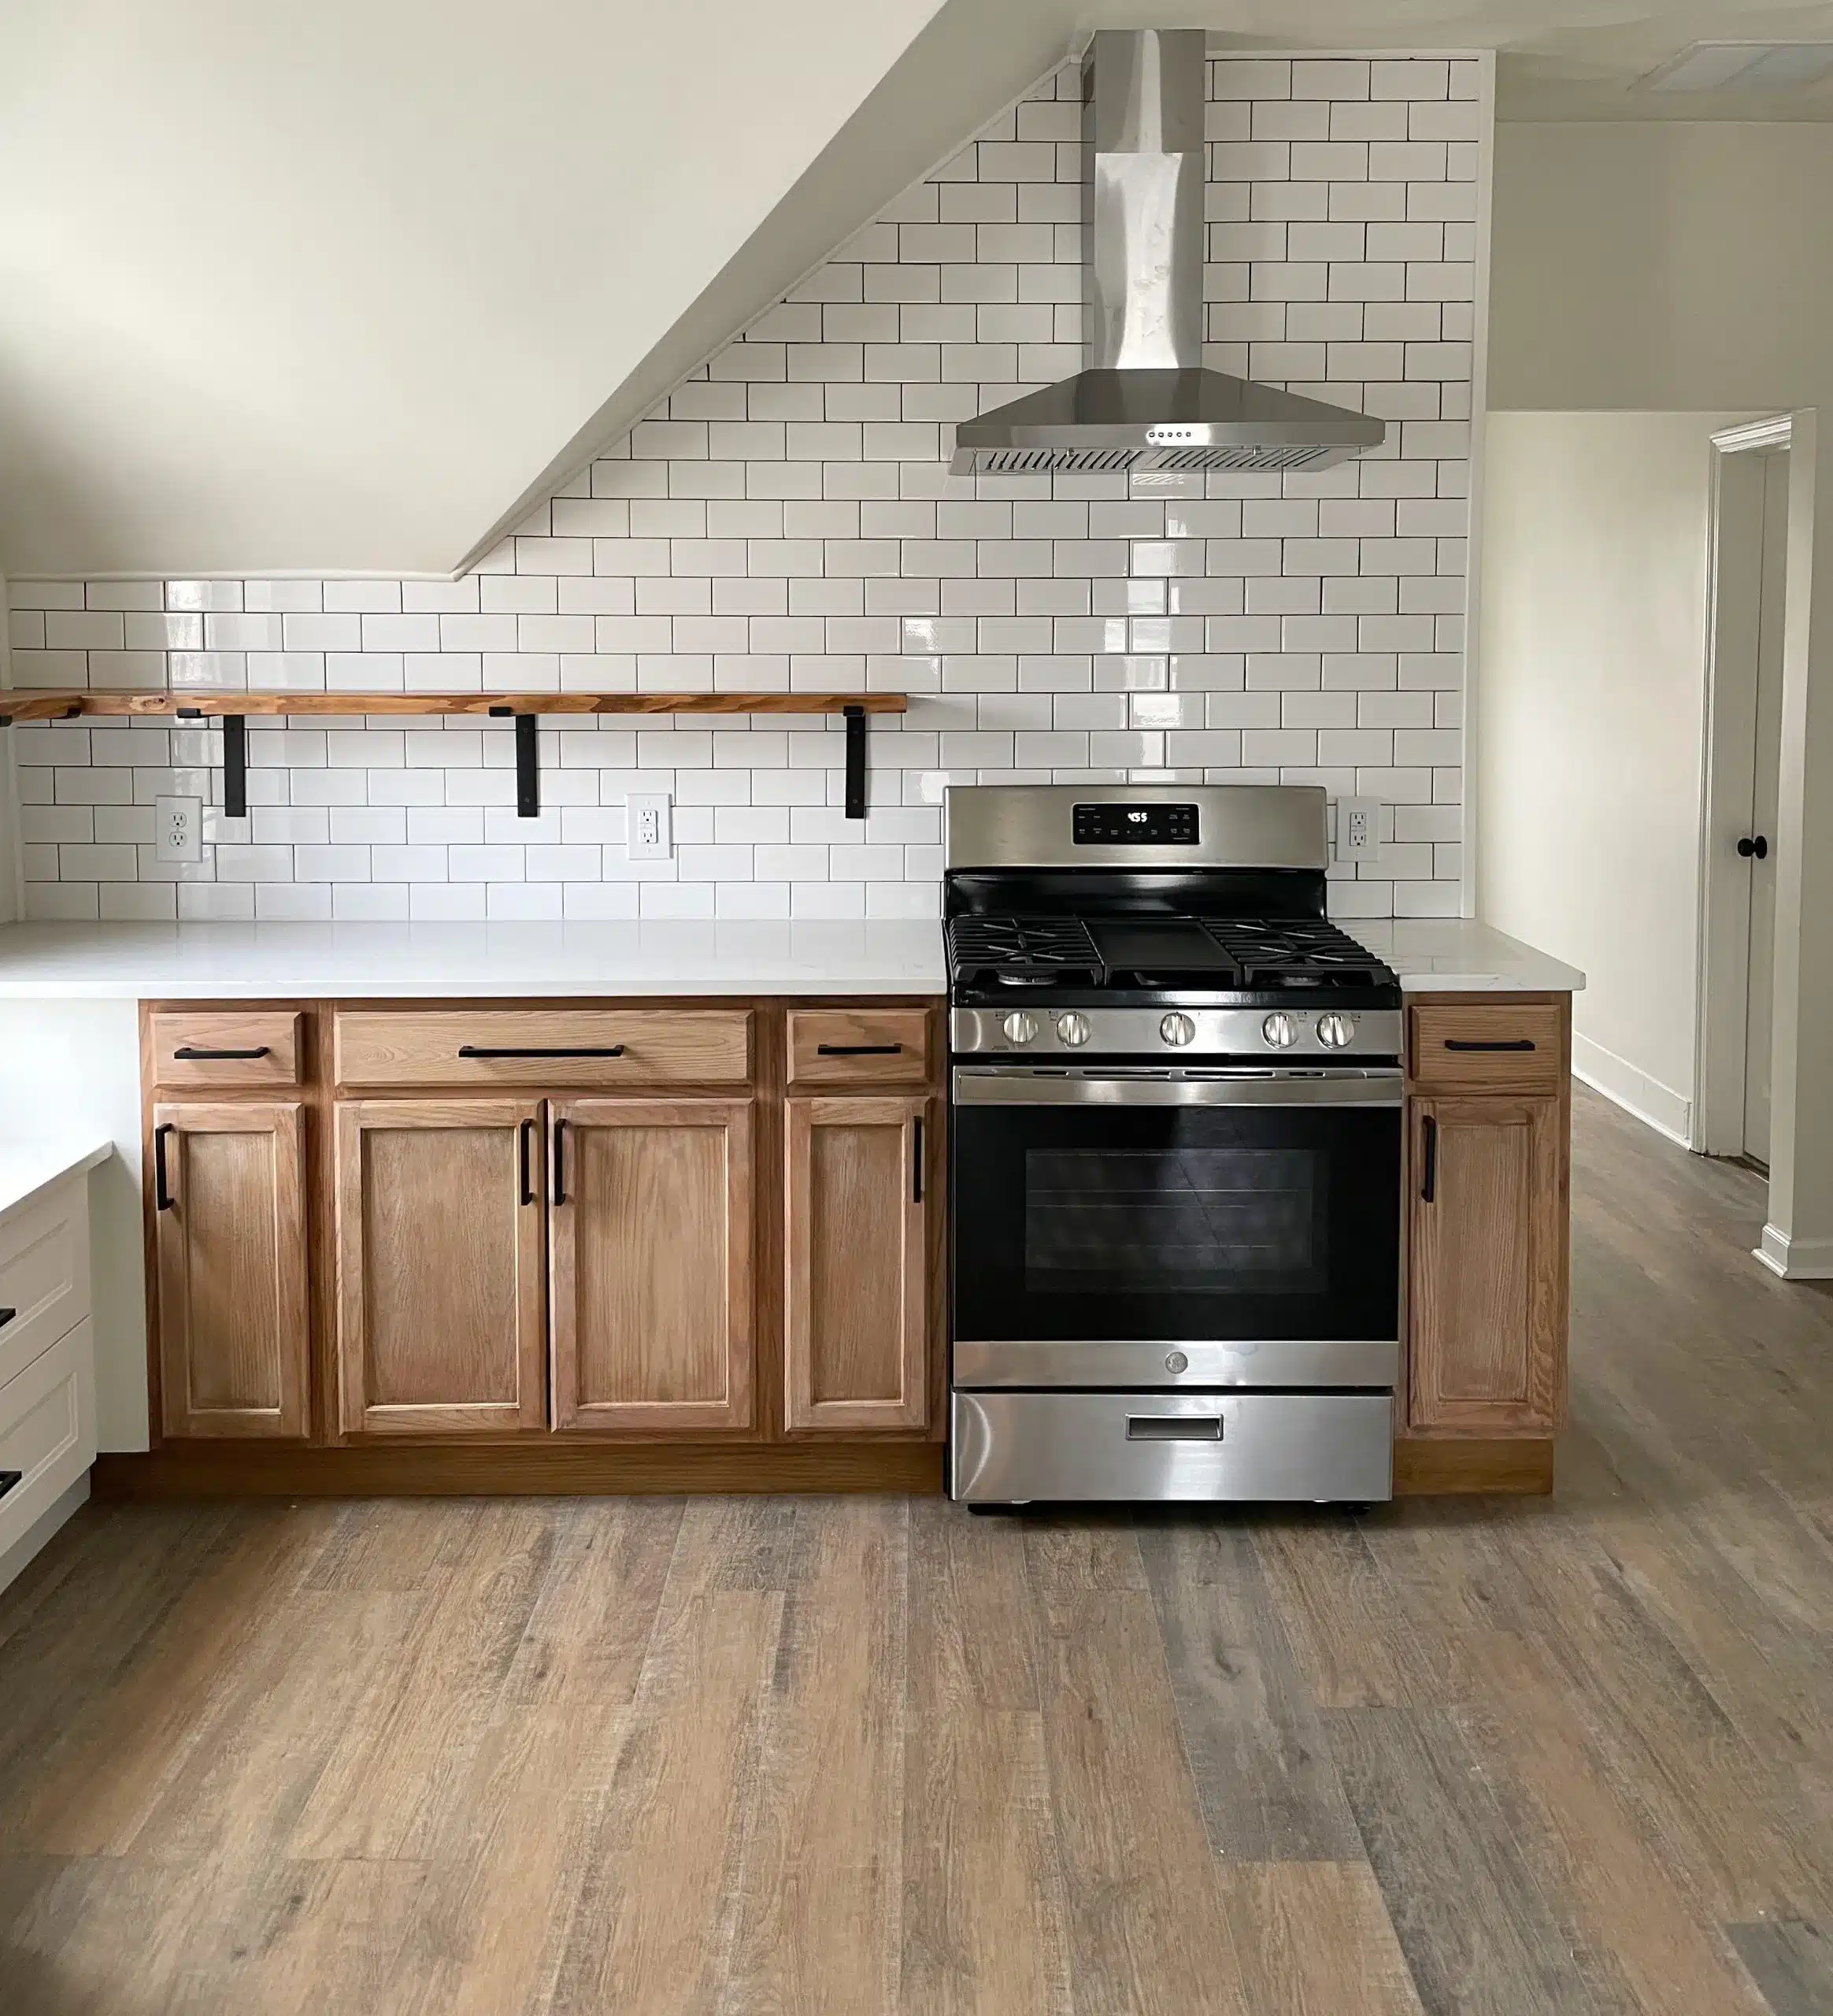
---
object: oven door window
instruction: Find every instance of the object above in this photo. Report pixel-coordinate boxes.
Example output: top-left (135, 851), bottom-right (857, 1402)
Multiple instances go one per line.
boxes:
top-left (952, 1099), bottom-right (1398, 1343)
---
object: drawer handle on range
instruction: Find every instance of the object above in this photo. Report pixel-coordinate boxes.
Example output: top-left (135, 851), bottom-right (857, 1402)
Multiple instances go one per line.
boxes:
top-left (0, 1306), bottom-right (14, 1330)
top-left (457, 1044), bottom-right (625, 1060)
top-left (154, 1123), bottom-right (175, 1212)
top-left (0, 1470), bottom-right (21, 1503)
top-left (1443, 1037), bottom-right (1536, 1053)
top-left (551, 1117), bottom-right (568, 1207)
top-left (173, 1044), bottom-right (271, 1061)
top-left (1420, 1114), bottom-right (1438, 1203)
top-left (817, 1043), bottom-right (903, 1056)
top-left (1127, 1415), bottom-right (1223, 1442)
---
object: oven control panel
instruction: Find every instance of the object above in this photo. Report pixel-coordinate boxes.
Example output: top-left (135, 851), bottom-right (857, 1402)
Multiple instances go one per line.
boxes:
top-left (1072, 802), bottom-right (1199, 846)
top-left (952, 1005), bottom-right (1404, 1060)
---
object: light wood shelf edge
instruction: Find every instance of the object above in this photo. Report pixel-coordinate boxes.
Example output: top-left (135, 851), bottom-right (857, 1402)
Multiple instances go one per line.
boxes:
top-left (0, 689), bottom-right (909, 722)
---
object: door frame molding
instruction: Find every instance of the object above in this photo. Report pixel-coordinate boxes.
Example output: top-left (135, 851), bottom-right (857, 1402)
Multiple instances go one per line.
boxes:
top-left (1694, 414), bottom-right (1791, 1158)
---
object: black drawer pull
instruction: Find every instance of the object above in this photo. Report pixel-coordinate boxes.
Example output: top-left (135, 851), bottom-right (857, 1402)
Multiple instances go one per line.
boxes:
top-left (458, 1044), bottom-right (624, 1060)
top-left (817, 1043), bottom-right (903, 1056)
top-left (1127, 1416), bottom-right (1223, 1442)
top-left (0, 1306), bottom-right (15, 1330)
top-left (0, 1470), bottom-right (21, 1502)
top-left (913, 1114), bottom-right (924, 1204)
top-left (172, 1044), bottom-right (271, 1061)
top-left (552, 1117), bottom-right (568, 1207)
top-left (1443, 1038), bottom-right (1537, 1053)
top-left (154, 1123), bottom-right (175, 1211)
top-left (1420, 1114), bottom-right (1437, 1203)
top-left (519, 1119), bottom-right (535, 1207)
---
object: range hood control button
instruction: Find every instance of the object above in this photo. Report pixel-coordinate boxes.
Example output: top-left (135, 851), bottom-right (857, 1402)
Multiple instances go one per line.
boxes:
top-left (1159, 1012), bottom-right (1195, 1047)
top-left (1001, 1010), bottom-right (1039, 1045)
top-left (1316, 1013), bottom-right (1353, 1050)
top-left (1056, 1012), bottom-right (1091, 1048)
top-left (1261, 1012), bottom-right (1297, 1050)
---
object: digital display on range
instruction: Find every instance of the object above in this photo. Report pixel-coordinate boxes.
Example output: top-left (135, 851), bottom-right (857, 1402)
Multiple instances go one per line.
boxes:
top-left (1072, 802), bottom-right (1200, 845)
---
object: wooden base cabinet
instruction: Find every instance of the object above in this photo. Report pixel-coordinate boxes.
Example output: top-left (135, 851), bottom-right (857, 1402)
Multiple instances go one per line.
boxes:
top-left (152, 1101), bottom-right (309, 1440)
top-left (549, 1098), bottom-right (754, 1433)
top-left (784, 1095), bottom-right (929, 1432)
top-left (334, 1099), bottom-right (547, 1436)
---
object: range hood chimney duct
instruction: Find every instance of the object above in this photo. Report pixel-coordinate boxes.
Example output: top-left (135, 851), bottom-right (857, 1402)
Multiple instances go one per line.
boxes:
top-left (950, 28), bottom-right (1386, 476)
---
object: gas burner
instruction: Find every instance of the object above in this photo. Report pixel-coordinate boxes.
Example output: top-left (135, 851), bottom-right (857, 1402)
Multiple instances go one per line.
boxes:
top-left (1202, 917), bottom-right (1393, 988)
top-left (948, 916), bottom-right (1104, 989)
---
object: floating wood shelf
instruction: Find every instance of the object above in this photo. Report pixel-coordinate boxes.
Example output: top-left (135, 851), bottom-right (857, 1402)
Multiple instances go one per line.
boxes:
top-left (0, 690), bottom-right (907, 820)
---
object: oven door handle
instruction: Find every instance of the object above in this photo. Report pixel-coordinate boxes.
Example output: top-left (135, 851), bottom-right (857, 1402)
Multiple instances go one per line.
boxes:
top-left (950, 1068), bottom-right (1402, 1109)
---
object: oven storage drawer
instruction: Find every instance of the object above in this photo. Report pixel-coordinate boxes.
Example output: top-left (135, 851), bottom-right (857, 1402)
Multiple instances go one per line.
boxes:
top-left (950, 1389), bottom-right (1394, 1503)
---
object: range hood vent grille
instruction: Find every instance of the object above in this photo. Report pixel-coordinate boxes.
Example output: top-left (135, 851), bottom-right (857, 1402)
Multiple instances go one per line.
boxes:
top-left (949, 31), bottom-right (1384, 480)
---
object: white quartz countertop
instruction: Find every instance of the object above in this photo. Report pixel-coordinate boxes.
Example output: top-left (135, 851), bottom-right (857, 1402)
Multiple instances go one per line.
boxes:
top-left (0, 915), bottom-right (1582, 1001)
top-left (0, 1138), bottom-right (113, 1229)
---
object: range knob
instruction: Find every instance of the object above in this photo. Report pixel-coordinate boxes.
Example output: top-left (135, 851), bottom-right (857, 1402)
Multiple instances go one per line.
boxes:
top-left (1001, 1010), bottom-right (1039, 1046)
top-left (1055, 1011), bottom-right (1091, 1048)
top-left (1159, 1012), bottom-right (1195, 1047)
top-left (1316, 1012), bottom-right (1353, 1050)
top-left (1261, 1011), bottom-right (1298, 1050)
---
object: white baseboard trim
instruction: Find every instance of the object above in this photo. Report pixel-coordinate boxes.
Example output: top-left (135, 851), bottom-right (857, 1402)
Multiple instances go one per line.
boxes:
top-left (1571, 1032), bottom-right (1694, 1148)
top-left (0, 1471), bottom-right (90, 1599)
top-left (1755, 1224), bottom-right (1833, 1279)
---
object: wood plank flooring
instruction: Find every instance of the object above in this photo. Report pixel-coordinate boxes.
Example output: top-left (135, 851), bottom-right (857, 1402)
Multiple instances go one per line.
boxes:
top-left (3, 1086), bottom-right (1833, 2014)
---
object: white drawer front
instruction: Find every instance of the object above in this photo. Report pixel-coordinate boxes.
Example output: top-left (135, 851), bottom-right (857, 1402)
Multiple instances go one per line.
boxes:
top-left (0, 1318), bottom-right (97, 1563)
top-left (0, 1180), bottom-right (91, 1390)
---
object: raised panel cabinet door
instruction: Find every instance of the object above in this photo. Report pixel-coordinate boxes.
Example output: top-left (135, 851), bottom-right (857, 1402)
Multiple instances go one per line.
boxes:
top-left (335, 1099), bottom-right (546, 1436)
top-left (784, 1095), bottom-right (928, 1432)
top-left (1407, 1093), bottom-right (1568, 1435)
top-left (153, 1101), bottom-right (309, 1440)
top-left (549, 1098), bottom-right (755, 1433)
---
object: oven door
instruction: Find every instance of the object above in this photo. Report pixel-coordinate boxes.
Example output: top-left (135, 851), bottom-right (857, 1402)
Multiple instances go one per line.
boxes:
top-left (950, 1065), bottom-right (1401, 1390)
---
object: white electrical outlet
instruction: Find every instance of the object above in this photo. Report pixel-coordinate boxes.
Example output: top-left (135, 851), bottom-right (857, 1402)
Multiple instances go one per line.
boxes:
top-left (155, 795), bottom-right (202, 864)
top-left (1337, 796), bottom-right (1380, 863)
top-left (626, 792), bottom-right (672, 862)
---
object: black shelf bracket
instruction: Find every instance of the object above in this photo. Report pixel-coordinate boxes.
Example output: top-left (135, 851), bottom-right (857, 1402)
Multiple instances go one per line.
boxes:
top-left (843, 703), bottom-right (867, 820)
top-left (175, 706), bottom-right (248, 820)
top-left (489, 706), bottom-right (540, 817)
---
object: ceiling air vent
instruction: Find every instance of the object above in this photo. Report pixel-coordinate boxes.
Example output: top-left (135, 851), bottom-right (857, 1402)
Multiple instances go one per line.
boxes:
top-left (1639, 42), bottom-right (1833, 93)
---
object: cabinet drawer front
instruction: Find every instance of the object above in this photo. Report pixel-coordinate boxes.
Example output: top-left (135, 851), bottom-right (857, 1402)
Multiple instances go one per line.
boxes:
top-left (1409, 1000), bottom-right (1564, 1091)
top-left (786, 1009), bottom-right (931, 1087)
top-left (0, 1179), bottom-right (90, 1392)
top-left (150, 1011), bottom-right (303, 1088)
top-left (334, 1010), bottom-right (752, 1088)
top-left (0, 1319), bottom-right (97, 1566)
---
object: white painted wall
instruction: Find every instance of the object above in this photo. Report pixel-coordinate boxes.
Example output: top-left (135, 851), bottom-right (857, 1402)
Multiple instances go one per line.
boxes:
top-left (1487, 121), bottom-right (1833, 1272)
top-left (1476, 413), bottom-right (1747, 1142)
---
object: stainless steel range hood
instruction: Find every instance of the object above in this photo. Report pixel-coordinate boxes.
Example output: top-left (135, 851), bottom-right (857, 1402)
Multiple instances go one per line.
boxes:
top-left (950, 29), bottom-right (1385, 478)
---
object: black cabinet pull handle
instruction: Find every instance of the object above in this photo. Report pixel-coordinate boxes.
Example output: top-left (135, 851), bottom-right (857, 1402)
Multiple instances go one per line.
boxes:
top-left (458, 1044), bottom-right (624, 1060)
top-left (172, 1044), bottom-right (271, 1061)
top-left (1443, 1038), bottom-right (1536, 1053)
top-left (552, 1117), bottom-right (567, 1207)
top-left (1420, 1114), bottom-right (1437, 1203)
top-left (519, 1119), bottom-right (535, 1206)
top-left (154, 1123), bottom-right (175, 1211)
top-left (817, 1043), bottom-right (903, 1056)
top-left (1738, 834), bottom-right (1770, 860)
top-left (0, 1307), bottom-right (15, 1330)
top-left (0, 1471), bottom-right (21, 1503)
top-left (913, 1114), bottom-right (925, 1204)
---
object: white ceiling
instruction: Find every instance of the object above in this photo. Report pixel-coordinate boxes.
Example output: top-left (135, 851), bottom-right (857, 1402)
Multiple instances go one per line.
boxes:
top-left (4, 0), bottom-right (1831, 584)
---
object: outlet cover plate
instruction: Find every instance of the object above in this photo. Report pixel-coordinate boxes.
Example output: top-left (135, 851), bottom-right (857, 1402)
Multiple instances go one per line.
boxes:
top-left (1337, 795), bottom-right (1381, 863)
top-left (627, 792), bottom-right (672, 862)
top-left (155, 795), bottom-right (203, 864)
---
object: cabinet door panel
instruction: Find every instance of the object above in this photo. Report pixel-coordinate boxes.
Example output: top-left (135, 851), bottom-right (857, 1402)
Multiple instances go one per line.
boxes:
top-left (1407, 1093), bottom-right (1566, 1434)
top-left (785, 1095), bottom-right (928, 1432)
top-left (154, 1101), bottom-right (309, 1440)
top-left (550, 1099), bottom-right (754, 1433)
top-left (335, 1099), bottom-right (546, 1436)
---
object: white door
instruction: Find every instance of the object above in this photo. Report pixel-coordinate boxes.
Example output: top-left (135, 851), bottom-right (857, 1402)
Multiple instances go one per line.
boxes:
top-left (1742, 447), bottom-right (1788, 1166)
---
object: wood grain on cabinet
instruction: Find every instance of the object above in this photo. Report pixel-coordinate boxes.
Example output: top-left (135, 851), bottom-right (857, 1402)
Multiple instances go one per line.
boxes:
top-left (332, 1010), bottom-right (750, 1090)
top-left (147, 1011), bottom-right (303, 1088)
top-left (785, 1009), bottom-right (931, 1088)
top-left (334, 1099), bottom-right (546, 1436)
top-left (152, 1101), bottom-right (309, 1439)
top-left (549, 1098), bottom-right (755, 1433)
top-left (783, 1095), bottom-right (928, 1432)
top-left (1407, 999), bottom-right (1565, 1094)
top-left (1407, 1092), bottom-right (1567, 1434)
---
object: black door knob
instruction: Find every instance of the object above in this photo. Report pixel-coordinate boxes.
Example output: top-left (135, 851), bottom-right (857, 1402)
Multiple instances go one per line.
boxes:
top-left (1738, 835), bottom-right (1770, 860)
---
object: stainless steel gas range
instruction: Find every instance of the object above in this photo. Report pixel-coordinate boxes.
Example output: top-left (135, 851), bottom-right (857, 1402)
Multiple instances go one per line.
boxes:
top-left (945, 783), bottom-right (1404, 1506)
